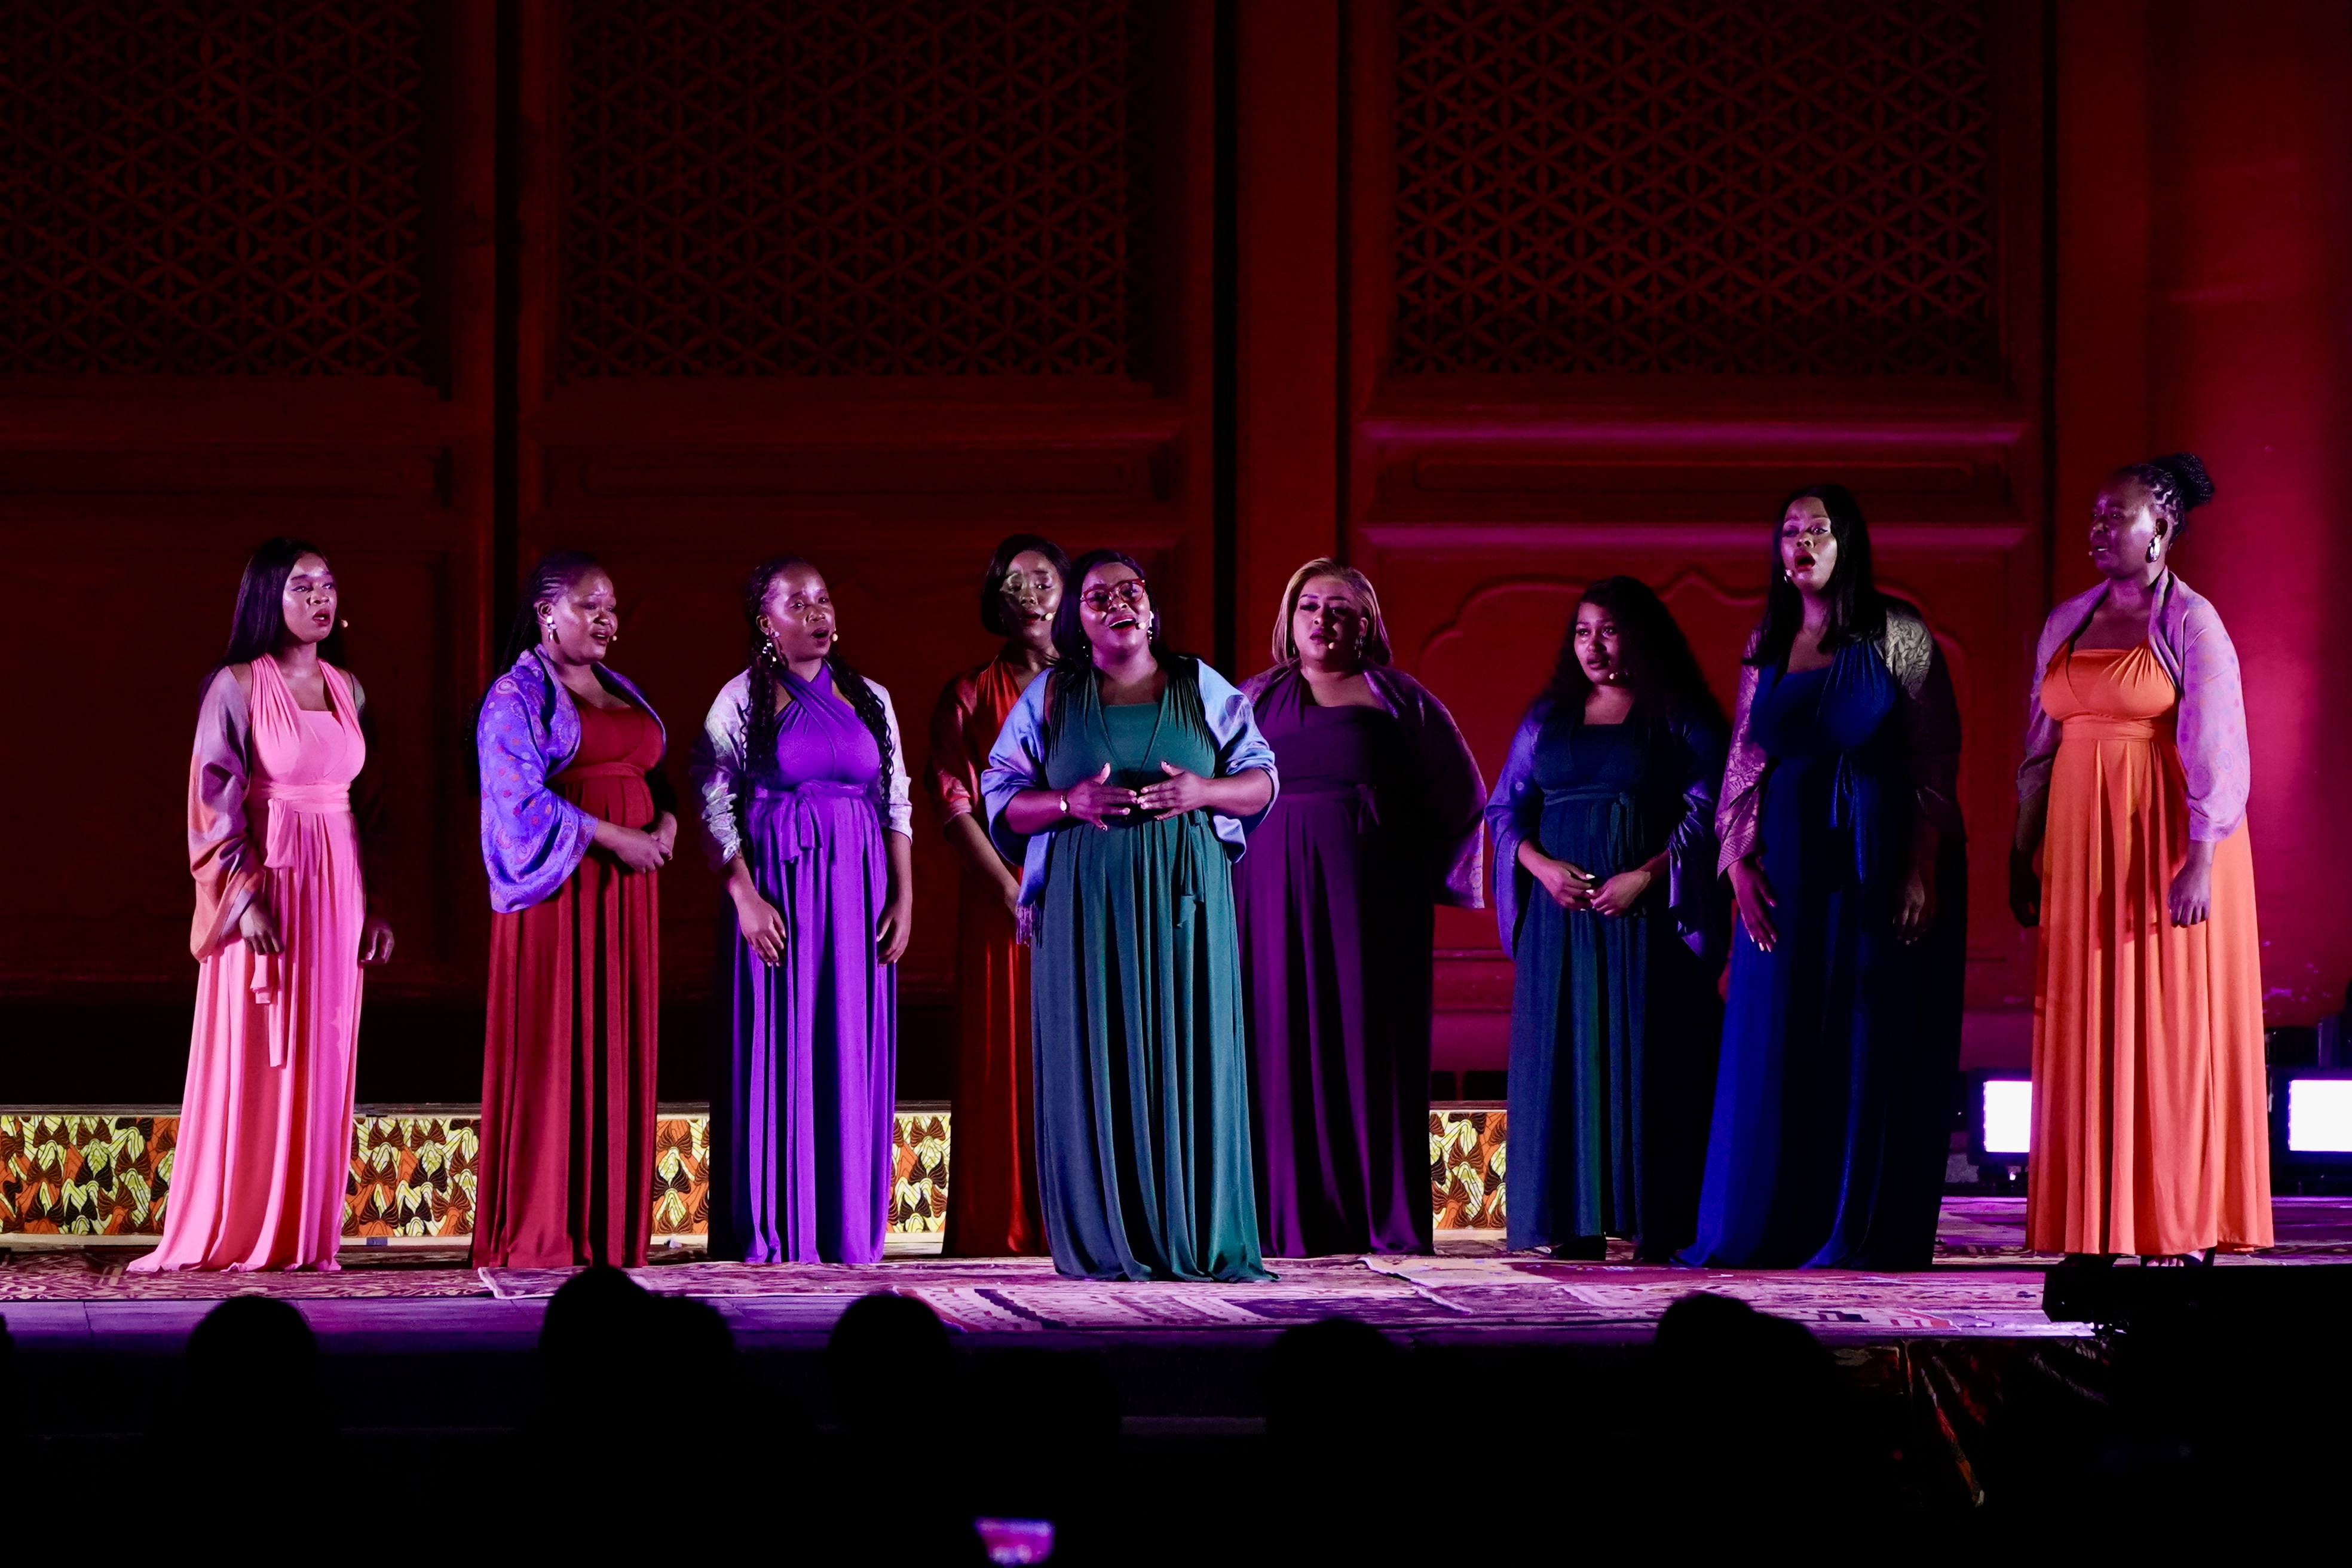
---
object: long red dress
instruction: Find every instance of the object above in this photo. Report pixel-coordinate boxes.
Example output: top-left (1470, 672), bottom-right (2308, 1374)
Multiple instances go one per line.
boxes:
top-left (472, 701), bottom-right (663, 1268)
top-left (926, 654), bottom-right (1046, 1255)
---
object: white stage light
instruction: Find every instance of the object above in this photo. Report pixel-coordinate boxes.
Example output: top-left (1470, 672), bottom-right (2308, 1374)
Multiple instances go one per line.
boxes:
top-left (1982, 1077), bottom-right (2032, 1156)
top-left (2286, 1076), bottom-right (2352, 1153)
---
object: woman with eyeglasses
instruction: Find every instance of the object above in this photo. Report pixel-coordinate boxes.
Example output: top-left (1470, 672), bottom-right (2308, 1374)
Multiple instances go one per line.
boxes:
top-left (1683, 486), bottom-right (1968, 1270)
top-left (2013, 455), bottom-right (2268, 1265)
top-left (923, 533), bottom-right (1070, 1257)
top-left (981, 550), bottom-right (1278, 1281)
top-left (1236, 560), bottom-right (1485, 1257)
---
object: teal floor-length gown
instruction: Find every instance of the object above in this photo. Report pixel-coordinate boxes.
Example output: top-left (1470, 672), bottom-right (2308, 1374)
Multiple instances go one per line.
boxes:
top-left (1027, 678), bottom-right (1270, 1282)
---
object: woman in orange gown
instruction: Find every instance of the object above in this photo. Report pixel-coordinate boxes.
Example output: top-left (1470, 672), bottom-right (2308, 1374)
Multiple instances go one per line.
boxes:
top-left (136, 539), bottom-right (394, 1273)
top-left (2012, 454), bottom-right (2270, 1263)
top-left (924, 534), bottom-right (1067, 1255)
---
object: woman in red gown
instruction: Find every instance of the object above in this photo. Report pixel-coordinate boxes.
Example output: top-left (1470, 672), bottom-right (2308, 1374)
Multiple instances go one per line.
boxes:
top-left (924, 534), bottom-right (1067, 1255)
top-left (472, 552), bottom-right (678, 1268)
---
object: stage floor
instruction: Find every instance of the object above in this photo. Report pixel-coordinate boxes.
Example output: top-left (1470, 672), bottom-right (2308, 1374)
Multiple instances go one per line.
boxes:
top-left (7, 1198), bottom-right (2349, 1349)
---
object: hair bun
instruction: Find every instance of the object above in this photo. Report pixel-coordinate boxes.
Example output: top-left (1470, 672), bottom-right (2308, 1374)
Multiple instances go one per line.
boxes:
top-left (2149, 451), bottom-right (2215, 510)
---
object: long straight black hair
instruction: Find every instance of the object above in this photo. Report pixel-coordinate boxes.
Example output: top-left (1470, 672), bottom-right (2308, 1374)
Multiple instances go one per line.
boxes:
top-left (1744, 483), bottom-right (1890, 670)
top-left (741, 555), bottom-right (894, 791)
top-left (212, 537), bottom-right (346, 687)
top-left (1539, 575), bottom-right (1726, 734)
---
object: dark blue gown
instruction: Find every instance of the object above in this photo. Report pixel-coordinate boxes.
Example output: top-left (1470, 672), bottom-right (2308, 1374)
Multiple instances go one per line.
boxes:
top-left (1683, 641), bottom-right (1967, 1270)
top-left (1505, 716), bottom-right (1723, 1258)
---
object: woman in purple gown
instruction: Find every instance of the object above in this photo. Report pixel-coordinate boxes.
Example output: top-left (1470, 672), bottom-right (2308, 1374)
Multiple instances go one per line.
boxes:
top-left (1237, 560), bottom-right (1485, 1255)
top-left (691, 556), bottom-right (914, 1264)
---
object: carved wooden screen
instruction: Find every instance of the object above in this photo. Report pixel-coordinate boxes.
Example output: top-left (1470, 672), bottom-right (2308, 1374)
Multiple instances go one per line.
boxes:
top-left (516, 0), bottom-right (1214, 1046)
top-left (0, 4), bottom-right (497, 1024)
top-left (1347, 0), bottom-right (2048, 1071)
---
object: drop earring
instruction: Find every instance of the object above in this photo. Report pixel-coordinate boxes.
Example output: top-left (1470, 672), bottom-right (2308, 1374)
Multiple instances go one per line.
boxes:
top-left (2146, 535), bottom-right (2163, 563)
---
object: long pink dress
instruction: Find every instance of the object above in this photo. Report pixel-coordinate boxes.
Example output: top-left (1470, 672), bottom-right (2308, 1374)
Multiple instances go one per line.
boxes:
top-left (133, 657), bottom-right (370, 1272)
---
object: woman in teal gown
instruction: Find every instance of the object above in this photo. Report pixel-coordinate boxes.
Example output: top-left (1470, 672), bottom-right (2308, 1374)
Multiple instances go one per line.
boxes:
top-left (1487, 578), bottom-right (1728, 1261)
top-left (982, 550), bottom-right (1278, 1281)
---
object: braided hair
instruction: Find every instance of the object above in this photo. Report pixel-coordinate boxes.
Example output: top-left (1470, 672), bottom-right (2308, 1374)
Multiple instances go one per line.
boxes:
top-left (742, 556), bottom-right (894, 791)
top-left (495, 550), bottom-right (604, 675)
top-left (2115, 452), bottom-right (2216, 549)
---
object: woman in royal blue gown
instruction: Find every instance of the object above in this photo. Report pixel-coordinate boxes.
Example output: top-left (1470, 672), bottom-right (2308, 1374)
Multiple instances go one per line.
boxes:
top-left (1684, 485), bottom-right (1967, 1270)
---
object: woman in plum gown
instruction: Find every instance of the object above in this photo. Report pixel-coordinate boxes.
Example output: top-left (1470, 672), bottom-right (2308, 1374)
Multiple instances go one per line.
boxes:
top-left (473, 552), bottom-right (677, 1269)
top-left (1685, 486), bottom-right (1967, 1270)
top-left (694, 556), bottom-right (914, 1265)
top-left (1236, 559), bottom-right (1484, 1257)
top-left (136, 538), bottom-right (394, 1273)
top-left (2011, 454), bottom-right (2269, 1264)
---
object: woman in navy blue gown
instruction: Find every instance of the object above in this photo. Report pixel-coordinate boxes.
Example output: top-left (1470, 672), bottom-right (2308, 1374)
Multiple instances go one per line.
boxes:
top-left (1684, 485), bottom-right (1967, 1270)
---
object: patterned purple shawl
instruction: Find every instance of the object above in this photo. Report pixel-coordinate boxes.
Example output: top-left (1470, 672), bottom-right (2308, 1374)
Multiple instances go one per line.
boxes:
top-left (477, 647), bottom-right (664, 912)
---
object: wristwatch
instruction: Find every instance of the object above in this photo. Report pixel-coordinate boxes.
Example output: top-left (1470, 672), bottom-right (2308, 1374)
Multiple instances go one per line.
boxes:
top-left (1058, 794), bottom-right (1070, 817)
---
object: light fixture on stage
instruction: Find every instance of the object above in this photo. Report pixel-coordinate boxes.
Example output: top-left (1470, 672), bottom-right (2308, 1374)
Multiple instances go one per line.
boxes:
top-left (1967, 1071), bottom-right (2032, 1165)
top-left (2273, 1067), bottom-right (2352, 1169)
top-left (975, 1518), bottom-right (1054, 1565)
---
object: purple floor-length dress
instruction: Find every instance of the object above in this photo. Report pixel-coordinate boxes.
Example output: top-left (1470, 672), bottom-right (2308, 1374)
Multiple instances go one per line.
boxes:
top-left (1236, 666), bottom-right (1485, 1257)
top-left (693, 662), bottom-right (912, 1264)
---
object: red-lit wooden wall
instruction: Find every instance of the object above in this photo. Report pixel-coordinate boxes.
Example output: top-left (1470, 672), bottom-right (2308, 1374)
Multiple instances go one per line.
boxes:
top-left (5, 1), bottom-right (2348, 1102)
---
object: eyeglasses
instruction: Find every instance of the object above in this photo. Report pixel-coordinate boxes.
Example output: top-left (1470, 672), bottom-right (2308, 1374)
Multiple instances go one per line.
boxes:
top-left (1079, 578), bottom-right (1150, 612)
top-left (996, 571), bottom-right (1058, 599)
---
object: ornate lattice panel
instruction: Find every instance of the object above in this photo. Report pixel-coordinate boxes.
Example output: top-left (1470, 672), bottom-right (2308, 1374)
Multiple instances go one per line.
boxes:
top-left (0, 1), bottom-right (427, 376)
top-left (561, 0), bottom-right (1152, 376)
top-left (1392, 0), bottom-right (1998, 375)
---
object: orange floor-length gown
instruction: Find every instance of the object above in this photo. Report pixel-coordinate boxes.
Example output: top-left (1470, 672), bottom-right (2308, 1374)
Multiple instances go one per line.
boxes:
top-left (927, 654), bottom-right (1047, 1255)
top-left (2027, 643), bottom-right (2271, 1254)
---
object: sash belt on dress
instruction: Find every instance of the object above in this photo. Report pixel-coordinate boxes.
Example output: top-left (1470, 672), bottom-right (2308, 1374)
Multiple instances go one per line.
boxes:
top-left (1284, 780), bottom-right (1382, 832)
top-left (2061, 717), bottom-right (2159, 743)
top-left (748, 780), bottom-right (875, 865)
top-left (244, 779), bottom-right (352, 1061)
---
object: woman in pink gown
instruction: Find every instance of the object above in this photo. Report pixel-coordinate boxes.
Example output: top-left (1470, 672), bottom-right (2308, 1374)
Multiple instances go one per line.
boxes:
top-left (135, 539), bottom-right (394, 1273)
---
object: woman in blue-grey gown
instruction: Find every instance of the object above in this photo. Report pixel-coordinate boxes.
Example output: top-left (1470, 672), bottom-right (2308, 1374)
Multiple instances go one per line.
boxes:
top-left (1487, 577), bottom-right (1727, 1262)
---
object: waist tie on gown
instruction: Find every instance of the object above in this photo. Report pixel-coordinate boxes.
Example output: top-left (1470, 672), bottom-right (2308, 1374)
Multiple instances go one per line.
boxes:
top-left (1284, 780), bottom-right (1381, 832)
top-left (552, 760), bottom-right (646, 783)
top-left (1545, 786), bottom-right (1644, 892)
top-left (1821, 751), bottom-right (1883, 889)
top-left (748, 780), bottom-right (875, 864)
top-left (2060, 716), bottom-right (2160, 743)
top-left (244, 780), bottom-right (353, 1043)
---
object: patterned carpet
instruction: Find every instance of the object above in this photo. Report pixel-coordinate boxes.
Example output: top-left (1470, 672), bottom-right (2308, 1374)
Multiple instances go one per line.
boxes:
top-left (10, 1199), bottom-right (2348, 1332)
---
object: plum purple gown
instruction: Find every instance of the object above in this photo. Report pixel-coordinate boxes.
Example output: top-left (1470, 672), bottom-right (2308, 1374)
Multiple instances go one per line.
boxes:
top-left (1234, 665), bottom-right (1484, 1257)
top-left (693, 662), bottom-right (912, 1264)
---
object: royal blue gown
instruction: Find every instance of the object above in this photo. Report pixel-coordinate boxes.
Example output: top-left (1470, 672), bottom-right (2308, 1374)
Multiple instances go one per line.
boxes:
top-left (1683, 640), bottom-right (1967, 1270)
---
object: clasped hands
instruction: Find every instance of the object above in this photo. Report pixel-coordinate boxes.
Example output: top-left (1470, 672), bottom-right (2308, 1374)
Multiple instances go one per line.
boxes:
top-left (1063, 762), bottom-right (1212, 828)
top-left (1526, 850), bottom-right (1652, 918)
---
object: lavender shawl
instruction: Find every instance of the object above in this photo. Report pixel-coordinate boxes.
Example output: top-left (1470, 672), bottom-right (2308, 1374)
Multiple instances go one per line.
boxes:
top-left (2017, 571), bottom-right (2250, 842)
top-left (981, 659), bottom-right (1279, 908)
top-left (1486, 697), bottom-right (1726, 963)
top-left (1238, 662), bottom-right (1486, 909)
top-left (477, 647), bottom-right (665, 913)
top-left (1717, 599), bottom-right (1964, 874)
